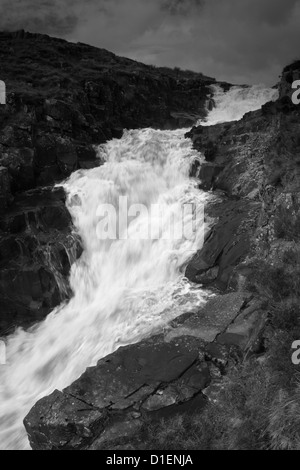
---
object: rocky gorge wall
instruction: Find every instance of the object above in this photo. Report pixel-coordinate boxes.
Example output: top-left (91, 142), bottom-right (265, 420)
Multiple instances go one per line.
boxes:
top-left (0, 31), bottom-right (219, 335)
top-left (23, 62), bottom-right (300, 450)
top-left (185, 72), bottom-right (300, 290)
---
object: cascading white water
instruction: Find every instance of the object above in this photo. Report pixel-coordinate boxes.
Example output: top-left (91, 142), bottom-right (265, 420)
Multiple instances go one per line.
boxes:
top-left (0, 84), bottom-right (277, 450)
top-left (200, 84), bottom-right (279, 126)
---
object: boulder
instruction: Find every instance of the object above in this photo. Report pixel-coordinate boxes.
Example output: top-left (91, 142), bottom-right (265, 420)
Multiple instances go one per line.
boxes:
top-left (23, 291), bottom-right (260, 450)
top-left (185, 199), bottom-right (260, 289)
top-left (166, 292), bottom-right (249, 343)
top-left (198, 163), bottom-right (224, 190)
top-left (217, 299), bottom-right (267, 353)
top-left (24, 334), bottom-right (210, 450)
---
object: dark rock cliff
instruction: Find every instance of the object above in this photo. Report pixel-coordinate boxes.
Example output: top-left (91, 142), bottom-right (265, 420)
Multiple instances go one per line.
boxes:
top-left (0, 31), bottom-right (219, 334)
top-left (0, 186), bottom-right (82, 335)
top-left (185, 71), bottom-right (300, 290)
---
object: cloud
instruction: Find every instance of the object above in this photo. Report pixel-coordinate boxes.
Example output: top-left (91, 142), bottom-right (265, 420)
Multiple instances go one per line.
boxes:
top-left (0, 0), bottom-right (76, 35)
top-left (161, 0), bottom-right (205, 15)
top-left (0, 0), bottom-right (113, 35)
top-left (0, 0), bottom-right (300, 84)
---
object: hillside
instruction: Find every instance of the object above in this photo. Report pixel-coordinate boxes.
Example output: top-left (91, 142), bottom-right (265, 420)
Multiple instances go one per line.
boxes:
top-left (0, 30), bottom-right (218, 193)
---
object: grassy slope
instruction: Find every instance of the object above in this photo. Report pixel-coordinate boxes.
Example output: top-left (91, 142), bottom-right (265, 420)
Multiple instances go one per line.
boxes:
top-left (140, 203), bottom-right (300, 450)
top-left (0, 32), bottom-right (214, 99)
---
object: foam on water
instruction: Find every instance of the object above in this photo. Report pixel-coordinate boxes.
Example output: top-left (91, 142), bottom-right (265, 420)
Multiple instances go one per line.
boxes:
top-left (199, 84), bottom-right (279, 126)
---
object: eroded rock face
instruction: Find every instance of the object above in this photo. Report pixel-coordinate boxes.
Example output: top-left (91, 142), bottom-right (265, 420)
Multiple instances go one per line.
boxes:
top-left (185, 75), bottom-right (300, 289)
top-left (186, 85), bottom-right (300, 199)
top-left (24, 335), bottom-right (208, 450)
top-left (0, 187), bottom-right (82, 335)
top-left (185, 197), bottom-right (260, 289)
top-left (24, 292), bottom-right (258, 450)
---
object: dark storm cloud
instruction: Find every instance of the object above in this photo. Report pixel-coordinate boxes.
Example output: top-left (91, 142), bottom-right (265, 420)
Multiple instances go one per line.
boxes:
top-left (161, 0), bottom-right (204, 15)
top-left (1, 0), bottom-right (300, 84)
top-left (0, 0), bottom-right (77, 34)
top-left (0, 0), bottom-right (111, 35)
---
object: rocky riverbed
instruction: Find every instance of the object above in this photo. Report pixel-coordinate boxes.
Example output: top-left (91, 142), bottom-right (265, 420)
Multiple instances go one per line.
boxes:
top-left (25, 292), bottom-right (264, 450)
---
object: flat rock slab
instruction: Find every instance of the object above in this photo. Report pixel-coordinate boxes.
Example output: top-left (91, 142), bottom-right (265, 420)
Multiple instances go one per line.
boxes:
top-left (166, 292), bottom-right (249, 343)
top-left (23, 292), bottom-right (253, 450)
top-left (217, 299), bottom-right (267, 352)
top-left (24, 334), bottom-right (208, 450)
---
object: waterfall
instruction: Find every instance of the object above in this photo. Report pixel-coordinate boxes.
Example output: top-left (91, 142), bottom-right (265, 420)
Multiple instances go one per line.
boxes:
top-left (200, 84), bottom-right (279, 126)
top-left (0, 84), bottom-right (277, 450)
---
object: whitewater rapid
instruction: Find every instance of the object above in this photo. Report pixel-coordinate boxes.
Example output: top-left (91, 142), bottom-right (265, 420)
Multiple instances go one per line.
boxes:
top-left (199, 84), bottom-right (278, 126)
top-left (0, 84), bottom-right (278, 450)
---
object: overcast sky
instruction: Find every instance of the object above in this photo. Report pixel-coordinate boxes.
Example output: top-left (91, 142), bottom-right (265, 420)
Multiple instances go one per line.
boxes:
top-left (1, 0), bottom-right (300, 85)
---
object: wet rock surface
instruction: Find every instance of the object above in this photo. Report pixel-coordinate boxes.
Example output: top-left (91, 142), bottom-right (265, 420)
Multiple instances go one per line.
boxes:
top-left (24, 292), bottom-right (258, 450)
top-left (186, 198), bottom-right (260, 289)
top-left (185, 71), bottom-right (300, 290)
top-left (0, 186), bottom-right (82, 335)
